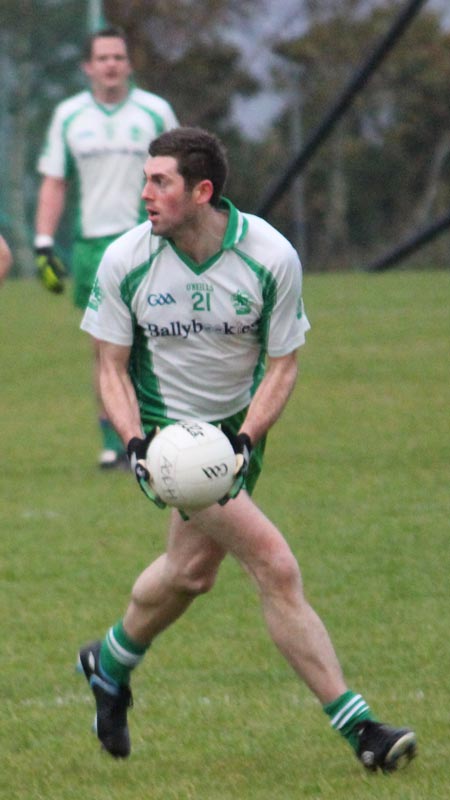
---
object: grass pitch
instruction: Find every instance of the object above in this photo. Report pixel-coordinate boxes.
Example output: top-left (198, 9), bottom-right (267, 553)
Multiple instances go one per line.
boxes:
top-left (1, 270), bottom-right (449, 799)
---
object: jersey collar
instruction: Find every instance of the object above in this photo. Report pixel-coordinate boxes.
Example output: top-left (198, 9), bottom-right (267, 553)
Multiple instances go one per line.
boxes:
top-left (220, 197), bottom-right (248, 249)
top-left (90, 86), bottom-right (132, 116)
top-left (166, 197), bottom-right (248, 275)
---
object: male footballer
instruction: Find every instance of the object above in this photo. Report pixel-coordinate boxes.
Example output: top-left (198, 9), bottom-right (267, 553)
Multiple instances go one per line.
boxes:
top-left (78, 126), bottom-right (417, 772)
top-left (35, 26), bottom-right (178, 468)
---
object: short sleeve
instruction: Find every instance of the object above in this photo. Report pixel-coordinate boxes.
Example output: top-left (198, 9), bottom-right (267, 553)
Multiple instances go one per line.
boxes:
top-left (80, 246), bottom-right (134, 346)
top-left (162, 103), bottom-right (179, 131)
top-left (267, 247), bottom-right (311, 357)
top-left (37, 105), bottom-right (67, 178)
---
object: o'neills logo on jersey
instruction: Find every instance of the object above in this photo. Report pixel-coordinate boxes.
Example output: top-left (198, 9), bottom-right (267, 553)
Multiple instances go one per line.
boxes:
top-left (146, 319), bottom-right (259, 338)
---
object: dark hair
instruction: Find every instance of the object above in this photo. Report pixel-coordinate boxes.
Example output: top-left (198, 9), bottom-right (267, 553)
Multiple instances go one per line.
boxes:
top-left (83, 26), bottom-right (129, 61)
top-left (149, 127), bottom-right (229, 207)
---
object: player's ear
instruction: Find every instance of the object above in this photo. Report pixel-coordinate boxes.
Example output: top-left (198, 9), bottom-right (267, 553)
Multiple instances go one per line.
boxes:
top-left (193, 179), bottom-right (214, 206)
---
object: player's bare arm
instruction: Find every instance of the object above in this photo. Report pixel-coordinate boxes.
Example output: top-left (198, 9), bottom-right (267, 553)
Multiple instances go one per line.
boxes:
top-left (97, 339), bottom-right (143, 445)
top-left (35, 175), bottom-right (67, 237)
top-left (239, 350), bottom-right (298, 444)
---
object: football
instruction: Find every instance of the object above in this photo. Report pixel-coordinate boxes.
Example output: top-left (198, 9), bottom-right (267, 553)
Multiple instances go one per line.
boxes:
top-left (146, 420), bottom-right (236, 510)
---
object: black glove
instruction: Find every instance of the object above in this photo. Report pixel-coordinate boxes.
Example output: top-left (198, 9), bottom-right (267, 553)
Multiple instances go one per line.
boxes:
top-left (219, 427), bottom-right (252, 504)
top-left (127, 430), bottom-right (166, 508)
top-left (35, 247), bottom-right (67, 293)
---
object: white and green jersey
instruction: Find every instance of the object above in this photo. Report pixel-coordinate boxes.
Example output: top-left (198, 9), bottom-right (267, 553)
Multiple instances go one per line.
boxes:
top-left (37, 87), bottom-right (178, 239)
top-left (81, 199), bottom-right (310, 424)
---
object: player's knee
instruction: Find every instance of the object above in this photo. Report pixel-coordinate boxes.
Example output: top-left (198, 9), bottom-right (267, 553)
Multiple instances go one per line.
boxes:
top-left (173, 564), bottom-right (218, 596)
top-left (167, 554), bottom-right (220, 597)
top-left (178, 575), bottom-right (215, 596)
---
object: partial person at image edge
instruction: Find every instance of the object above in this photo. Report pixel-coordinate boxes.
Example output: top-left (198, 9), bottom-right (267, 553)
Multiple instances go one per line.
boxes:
top-left (0, 235), bottom-right (12, 284)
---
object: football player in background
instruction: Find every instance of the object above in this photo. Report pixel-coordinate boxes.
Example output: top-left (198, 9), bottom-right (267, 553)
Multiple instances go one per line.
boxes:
top-left (34, 26), bottom-right (178, 468)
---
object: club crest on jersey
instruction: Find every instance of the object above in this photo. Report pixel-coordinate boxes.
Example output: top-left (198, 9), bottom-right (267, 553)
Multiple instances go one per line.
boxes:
top-left (130, 125), bottom-right (143, 141)
top-left (231, 290), bottom-right (252, 315)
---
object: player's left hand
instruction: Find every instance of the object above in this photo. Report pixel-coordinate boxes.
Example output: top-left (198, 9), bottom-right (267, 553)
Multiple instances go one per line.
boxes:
top-left (127, 430), bottom-right (166, 508)
top-left (218, 428), bottom-right (252, 504)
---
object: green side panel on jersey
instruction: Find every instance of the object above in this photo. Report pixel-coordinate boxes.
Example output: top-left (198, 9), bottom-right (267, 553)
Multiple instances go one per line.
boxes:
top-left (129, 324), bottom-right (168, 423)
top-left (62, 102), bottom-right (91, 178)
top-left (72, 168), bottom-right (82, 240)
top-left (119, 243), bottom-right (169, 422)
top-left (62, 102), bottom-right (93, 237)
top-left (133, 103), bottom-right (166, 136)
top-left (119, 240), bottom-right (167, 305)
top-left (232, 247), bottom-right (278, 396)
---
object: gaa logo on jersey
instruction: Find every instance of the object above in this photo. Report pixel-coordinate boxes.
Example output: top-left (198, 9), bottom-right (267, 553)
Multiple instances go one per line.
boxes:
top-left (147, 293), bottom-right (176, 306)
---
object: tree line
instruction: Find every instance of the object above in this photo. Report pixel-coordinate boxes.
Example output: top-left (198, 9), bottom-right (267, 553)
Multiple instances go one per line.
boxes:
top-left (2, 0), bottom-right (449, 273)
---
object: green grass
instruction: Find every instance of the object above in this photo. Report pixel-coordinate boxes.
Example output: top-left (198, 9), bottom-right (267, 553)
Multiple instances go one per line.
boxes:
top-left (1, 271), bottom-right (449, 799)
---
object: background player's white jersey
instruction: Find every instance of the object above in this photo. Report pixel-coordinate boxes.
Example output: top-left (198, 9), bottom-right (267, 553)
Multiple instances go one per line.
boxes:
top-left (37, 88), bottom-right (178, 239)
top-left (81, 199), bottom-right (310, 423)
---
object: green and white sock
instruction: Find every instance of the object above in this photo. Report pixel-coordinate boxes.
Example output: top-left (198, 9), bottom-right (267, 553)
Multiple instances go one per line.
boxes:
top-left (323, 690), bottom-right (376, 751)
top-left (100, 417), bottom-right (125, 455)
top-left (100, 621), bottom-right (149, 686)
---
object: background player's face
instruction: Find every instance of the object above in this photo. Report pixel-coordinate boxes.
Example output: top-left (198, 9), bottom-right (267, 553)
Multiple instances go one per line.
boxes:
top-left (83, 36), bottom-right (131, 98)
top-left (142, 155), bottom-right (205, 239)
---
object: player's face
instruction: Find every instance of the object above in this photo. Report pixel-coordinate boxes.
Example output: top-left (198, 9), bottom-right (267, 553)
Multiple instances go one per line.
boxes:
top-left (83, 36), bottom-right (131, 99)
top-left (142, 156), bottom-right (201, 239)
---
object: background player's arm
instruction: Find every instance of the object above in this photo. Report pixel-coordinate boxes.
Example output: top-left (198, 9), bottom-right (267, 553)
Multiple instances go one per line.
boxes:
top-left (35, 176), bottom-right (67, 238)
top-left (97, 339), bottom-right (143, 446)
top-left (239, 350), bottom-right (298, 444)
top-left (34, 176), bottom-right (68, 292)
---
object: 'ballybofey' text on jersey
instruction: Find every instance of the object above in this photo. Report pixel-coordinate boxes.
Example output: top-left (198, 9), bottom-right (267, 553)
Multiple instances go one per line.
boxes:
top-left (81, 199), bottom-right (310, 424)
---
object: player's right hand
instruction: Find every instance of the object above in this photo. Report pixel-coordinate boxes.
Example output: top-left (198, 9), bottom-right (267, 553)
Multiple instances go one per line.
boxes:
top-left (127, 429), bottom-right (166, 509)
top-left (35, 247), bottom-right (67, 294)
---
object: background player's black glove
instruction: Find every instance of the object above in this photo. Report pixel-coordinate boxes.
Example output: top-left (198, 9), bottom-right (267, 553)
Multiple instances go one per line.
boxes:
top-left (35, 247), bottom-right (67, 294)
top-left (127, 430), bottom-right (166, 508)
top-left (219, 427), bottom-right (253, 504)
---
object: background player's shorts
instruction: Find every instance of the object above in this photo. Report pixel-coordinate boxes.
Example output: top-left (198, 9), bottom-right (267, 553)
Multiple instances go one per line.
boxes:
top-left (143, 407), bottom-right (266, 496)
top-left (72, 234), bottom-right (124, 309)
